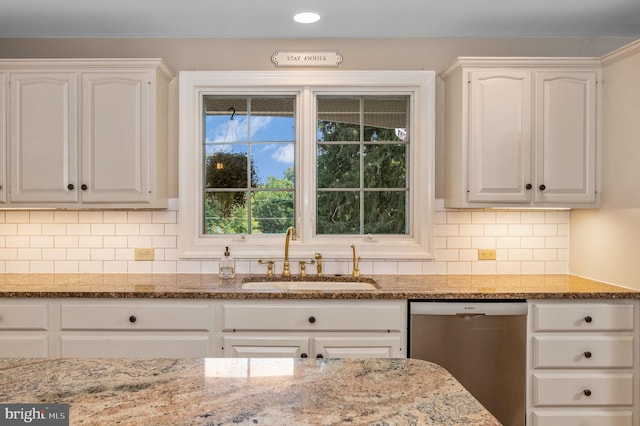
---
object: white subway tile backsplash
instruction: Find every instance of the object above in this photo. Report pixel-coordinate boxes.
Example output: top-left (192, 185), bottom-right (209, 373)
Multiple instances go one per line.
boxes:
top-left (103, 211), bottom-right (128, 223)
top-left (54, 211), bottom-right (78, 224)
top-left (30, 236), bottom-right (54, 248)
top-left (91, 224), bottom-right (115, 236)
top-left (2, 199), bottom-right (570, 275)
top-left (78, 211), bottom-right (102, 223)
top-left (116, 224), bottom-right (140, 236)
top-left (7, 236), bottom-right (30, 248)
top-left (471, 211), bottom-right (496, 224)
top-left (447, 262), bottom-right (472, 274)
top-left (6, 211), bottom-right (29, 223)
top-left (447, 236), bottom-right (472, 249)
top-left (42, 248), bottom-right (67, 261)
top-left (509, 249), bottom-right (533, 261)
top-left (18, 224), bottom-right (41, 235)
top-left (29, 211), bottom-right (54, 223)
top-left (533, 224), bottom-right (557, 236)
top-left (508, 224), bottom-right (533, 237)
top-left (447, 211), bottom-right (472, 224)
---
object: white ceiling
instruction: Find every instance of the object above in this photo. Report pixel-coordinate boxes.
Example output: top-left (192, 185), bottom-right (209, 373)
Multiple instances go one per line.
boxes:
top-left (0, 0), bottom-right (639, 38)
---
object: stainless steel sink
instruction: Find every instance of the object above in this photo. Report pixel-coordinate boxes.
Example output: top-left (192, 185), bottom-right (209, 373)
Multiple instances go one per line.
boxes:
top-left (240, 278), bottom-right (378, 291)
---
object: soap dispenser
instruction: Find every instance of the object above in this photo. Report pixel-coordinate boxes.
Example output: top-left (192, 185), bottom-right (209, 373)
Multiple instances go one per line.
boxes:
top-left (219, 246), bottom-right (235, 279)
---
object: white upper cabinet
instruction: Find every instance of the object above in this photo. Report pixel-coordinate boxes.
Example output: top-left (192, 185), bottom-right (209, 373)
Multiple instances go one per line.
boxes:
top-left (442, 58), bottom-right (600, 208)
top-left (0, 72), bottom-right (5, 204)
top-left (9, 72), bottom-right (79, 203)
top-left (3, 59), bottom-right (173, 208)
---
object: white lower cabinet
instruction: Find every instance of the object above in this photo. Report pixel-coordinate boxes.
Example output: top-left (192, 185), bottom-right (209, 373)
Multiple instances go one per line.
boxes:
top-left (0, 300), bottom-right (50, 357)
top-left (58, 299), bottom-right (212, 358)
top-left (218, 300), bottom-right (406, 359)
top-left (528, 300), bottom-right (639, 426)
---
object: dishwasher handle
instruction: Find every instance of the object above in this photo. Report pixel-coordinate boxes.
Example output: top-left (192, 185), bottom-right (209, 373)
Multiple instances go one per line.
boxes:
top-left (410, 302), bottom-right (527, 316)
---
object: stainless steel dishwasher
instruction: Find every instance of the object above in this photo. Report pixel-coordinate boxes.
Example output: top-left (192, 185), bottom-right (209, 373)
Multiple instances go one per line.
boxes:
top-left (409, 300), bottom-right (527, 426)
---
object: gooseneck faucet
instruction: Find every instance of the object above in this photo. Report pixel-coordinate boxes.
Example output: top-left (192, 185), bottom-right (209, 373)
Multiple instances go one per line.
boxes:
top-left (350, 244), bottom-right (360, 278)
top-left (282, 226), bottom-right (297, 277)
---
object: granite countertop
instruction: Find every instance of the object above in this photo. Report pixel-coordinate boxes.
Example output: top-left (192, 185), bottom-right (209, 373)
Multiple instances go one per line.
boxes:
top-left (0, 273), bottom-right (638, 300)
top-left (0, 357), bottom-right (499, 425)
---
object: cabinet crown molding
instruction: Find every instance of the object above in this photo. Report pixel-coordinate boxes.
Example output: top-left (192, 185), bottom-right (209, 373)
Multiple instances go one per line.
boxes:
top-left (440, 57), bottom-right (601, 81)
top-left (0, 58), bottom-right (174, 80)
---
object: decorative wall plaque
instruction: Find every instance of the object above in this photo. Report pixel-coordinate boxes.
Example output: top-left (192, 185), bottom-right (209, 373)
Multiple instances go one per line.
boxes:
top-left (271, 51), bottom-right (343, 68)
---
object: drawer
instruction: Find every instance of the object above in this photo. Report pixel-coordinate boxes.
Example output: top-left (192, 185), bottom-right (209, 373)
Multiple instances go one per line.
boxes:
top-left (60, 302), bottom-right (210, 331)
top-left (0, 303), bottom-right (48, 330)
top-left (533, 373), bottom-right (634, 406)
top-left (60, 335), bottom-right (210, 357)
top-left (222, 301), bottom-right (405, 332)
top-left (532, 411), bottom-right (633, 426)
top-left (532, 303), bottom-right (634, 331)
top-left (533, 335), bottom-right (634, 368)
top-left (0, 336), bottom-right (48, 357)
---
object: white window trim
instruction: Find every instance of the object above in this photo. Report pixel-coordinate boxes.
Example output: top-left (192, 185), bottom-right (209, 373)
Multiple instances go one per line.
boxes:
top-left (178, 70), bottom-right (435, 260)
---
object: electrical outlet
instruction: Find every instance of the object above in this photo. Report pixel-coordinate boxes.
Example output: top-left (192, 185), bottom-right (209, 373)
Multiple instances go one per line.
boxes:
top-left (134, 248), bottom-right (155, 261)
top-left (478, 249), bottom-right (496, 261)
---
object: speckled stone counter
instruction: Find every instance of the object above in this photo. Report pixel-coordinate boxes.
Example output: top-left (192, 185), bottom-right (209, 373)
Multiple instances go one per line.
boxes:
top-left (0, 358), bottom-right (499, 425)
top-left (0, 273), bottom-right (638, 299)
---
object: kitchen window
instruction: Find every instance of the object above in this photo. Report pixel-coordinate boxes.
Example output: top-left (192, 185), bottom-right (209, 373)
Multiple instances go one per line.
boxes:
top-left (179, 71), bottom-right (434, 260)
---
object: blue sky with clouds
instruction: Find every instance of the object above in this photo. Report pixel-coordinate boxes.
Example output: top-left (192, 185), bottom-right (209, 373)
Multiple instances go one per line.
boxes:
top-left (205, 115), bottom-right (295, 185)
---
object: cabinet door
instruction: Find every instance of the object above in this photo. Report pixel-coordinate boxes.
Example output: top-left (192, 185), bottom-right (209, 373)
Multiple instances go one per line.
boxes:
top-left (81, 72), bottom-right (151, 203)
top-left (534, 71), bottom-right (598, 204)
top-left (0, 73), bottom-right (6, 204)
top-left (313, 335), bottom-right (403, 358)
top-left (222, 336), bottom-right (309, 358)
top-left (467, 70), bottom-right (532, 202)
top-left (9, 72), bottom-right (78, 203)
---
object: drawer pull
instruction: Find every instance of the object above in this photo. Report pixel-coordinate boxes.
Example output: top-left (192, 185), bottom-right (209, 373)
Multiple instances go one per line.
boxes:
top-left (308, 316), bottom-right (316, 324)
top-left (316, 354), bottom-right (324, 359)
top-left (129, 315), bottom-right (137, 323)
top-left (584, 351), bottom-right (592, 358)
top-left (301, 353), bottom-right (308, 358)
top-left (584, 315), bottom-right (593, 323)
top-left (583, 389), bottom-right (592, 397)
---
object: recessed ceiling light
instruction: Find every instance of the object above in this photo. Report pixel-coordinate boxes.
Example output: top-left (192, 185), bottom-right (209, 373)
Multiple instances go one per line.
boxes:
top-left (293, 11), bottom-right (321, 24)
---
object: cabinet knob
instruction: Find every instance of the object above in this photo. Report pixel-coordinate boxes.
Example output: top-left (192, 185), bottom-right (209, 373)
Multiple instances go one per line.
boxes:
top-left (308, 316), bottom-right (316, 324)
top-left (584, 351), bottom-right (592, 358)
top-left (81, 184), bottom-right (88, 190)
top-left (525, 184), bottom-right (532, 190)
top-left (67, 184), bottom-right (74, 190)
top-left (301, 353), bottom-right (308, 358)
top-left (583, 389), bottom-right (592, 397)
top-left (584, 315), bottom-right (593, 323)
top-left (129, 315), bottom-right (137, 323)
top-left (539, 184), bottom-right (546, 191)
top-left (316, 354), bottom-right (324, 359)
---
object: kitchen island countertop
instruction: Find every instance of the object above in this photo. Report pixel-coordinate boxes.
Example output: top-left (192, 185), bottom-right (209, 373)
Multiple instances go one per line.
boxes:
top-left (0, 357), bottom-right (499, 425)
top-left (0, 273), bottom-right (638, 299)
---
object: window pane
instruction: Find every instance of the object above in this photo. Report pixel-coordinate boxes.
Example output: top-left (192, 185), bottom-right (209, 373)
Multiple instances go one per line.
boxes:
top-left (317, 144), bottom-right (360, 188)
top-left (204, 97), bottom-right (249, 142)
top-left (364, 191), bottom-right (407, 234)
top-left (252, 191), bottom-right (295, 234)
top-left (204, 145), bottom-right (251, 189)
top-left (250, 98), bottom-right (295, 142)
top-left (364, 144), bottom-right (407, 188)
top-left (203, 95), bottom-right (296, 235)
top-left (204, 192), bottom-right (249, 234)
top-left (316, 95), bottom-right (411, 236)
top-left (363, 97), bottom-right (408, 142)
top-left (317, 191), bottom-right (360, 234)
top-left (253, 143), bottom-right (294, 187)
top-left (317, 97), bottom-right (360, 142)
